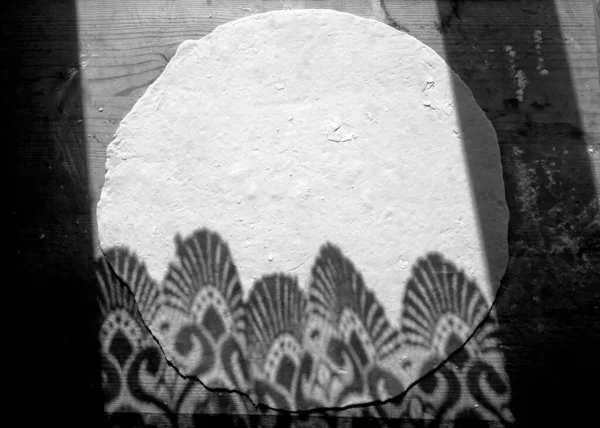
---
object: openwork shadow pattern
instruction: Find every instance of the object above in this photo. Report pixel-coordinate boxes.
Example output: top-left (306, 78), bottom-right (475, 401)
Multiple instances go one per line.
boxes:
top-left (97, 228), bottom-right (513, 426)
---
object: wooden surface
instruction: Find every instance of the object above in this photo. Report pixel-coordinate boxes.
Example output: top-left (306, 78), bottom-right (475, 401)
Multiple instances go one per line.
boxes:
top-left (8, 1), bottom-right (104, 424)
top-left (596, 0), bottom-right (600, 74)
top-left (9, 0), bottom-right (600, 425)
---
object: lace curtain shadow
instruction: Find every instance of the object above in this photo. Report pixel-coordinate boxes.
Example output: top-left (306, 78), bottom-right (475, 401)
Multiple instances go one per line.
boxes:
top-left (96, 228), bottom-right (513, 426)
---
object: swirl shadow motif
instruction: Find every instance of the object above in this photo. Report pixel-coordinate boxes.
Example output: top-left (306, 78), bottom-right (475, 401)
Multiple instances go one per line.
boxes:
top-left (97, 228), bottom-right (513, 426)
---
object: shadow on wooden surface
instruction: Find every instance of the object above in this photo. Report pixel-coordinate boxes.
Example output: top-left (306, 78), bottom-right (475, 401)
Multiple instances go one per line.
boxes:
top-left (6, 0), bottom-right (105, 425)
top-left (433, 0), bottom-right (599, 425)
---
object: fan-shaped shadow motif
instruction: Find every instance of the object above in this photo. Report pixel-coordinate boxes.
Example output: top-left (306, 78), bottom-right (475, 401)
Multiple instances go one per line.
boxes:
top-left (97, 228), bottom-right (513, 425)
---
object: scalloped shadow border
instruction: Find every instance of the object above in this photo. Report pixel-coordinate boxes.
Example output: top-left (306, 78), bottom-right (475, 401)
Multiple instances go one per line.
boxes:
top-left (97, 228), bottom-right (513, 424)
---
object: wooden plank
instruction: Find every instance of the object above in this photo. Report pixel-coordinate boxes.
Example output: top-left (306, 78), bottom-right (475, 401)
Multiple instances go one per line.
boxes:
top-left (596, 0), bottom-right (600, 73)
top-left (7, 1), bottom-right (106, 425)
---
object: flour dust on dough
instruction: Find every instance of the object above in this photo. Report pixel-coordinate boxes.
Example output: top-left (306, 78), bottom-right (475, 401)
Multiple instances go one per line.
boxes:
top-left (98, 10), bottom-right (508, 343)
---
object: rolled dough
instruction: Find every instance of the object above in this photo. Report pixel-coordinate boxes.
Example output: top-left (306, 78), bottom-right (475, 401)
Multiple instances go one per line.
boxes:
top-left (97, 9), bottom-right (509, 404)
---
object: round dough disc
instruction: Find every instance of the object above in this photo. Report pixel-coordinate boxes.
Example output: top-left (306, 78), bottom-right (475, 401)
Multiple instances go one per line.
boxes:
top-left (97, 9), bottom-right (508, 397)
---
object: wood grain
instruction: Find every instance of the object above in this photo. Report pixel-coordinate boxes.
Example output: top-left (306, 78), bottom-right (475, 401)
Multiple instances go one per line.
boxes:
top-left (596, 0), bottom-right (600, 73)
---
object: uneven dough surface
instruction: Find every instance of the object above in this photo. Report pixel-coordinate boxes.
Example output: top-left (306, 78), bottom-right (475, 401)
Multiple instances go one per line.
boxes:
top-left (98, 10), bottom-right (508, 326)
